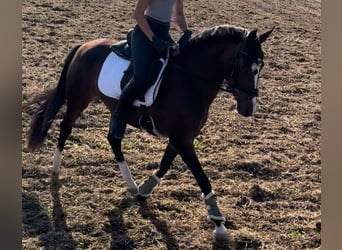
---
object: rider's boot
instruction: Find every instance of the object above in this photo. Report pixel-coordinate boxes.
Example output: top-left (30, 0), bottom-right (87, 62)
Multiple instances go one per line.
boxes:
top-left (109, 79), bottom-right (138, 140)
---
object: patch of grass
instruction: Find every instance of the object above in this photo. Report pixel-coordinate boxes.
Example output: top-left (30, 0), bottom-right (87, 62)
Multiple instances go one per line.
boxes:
top-left (193, 138), bottom-right (201, 150)
top-left (100, 141), bottom-right (110, 150)
top-left (288, 228), bottom-right (304, 239)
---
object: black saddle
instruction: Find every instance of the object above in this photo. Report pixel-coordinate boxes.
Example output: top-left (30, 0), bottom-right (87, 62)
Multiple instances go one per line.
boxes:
top-left (111, 30), bottom-right (134, 89)
top-left (111, 29), bottom-right (133, 60)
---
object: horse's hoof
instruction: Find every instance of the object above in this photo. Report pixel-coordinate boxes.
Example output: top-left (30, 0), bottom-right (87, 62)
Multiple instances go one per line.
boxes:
top-left (127, 187), bottom-right (138, 196)
top-left (214, 224), bottom-right (228, 241)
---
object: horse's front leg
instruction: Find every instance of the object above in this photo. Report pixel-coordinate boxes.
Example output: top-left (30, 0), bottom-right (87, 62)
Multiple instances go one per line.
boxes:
top-left (138, 142), bottom-right (178, 197)
top-left (107, 134), bottom-right (138, 195)
top-left (171, 138), bottom-right (228, 240)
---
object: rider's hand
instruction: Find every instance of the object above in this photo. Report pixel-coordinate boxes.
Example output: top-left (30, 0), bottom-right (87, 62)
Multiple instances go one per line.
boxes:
top-left (151, 36), bottom-right (172, 58)
top-left (178, 29), bottom-right (192, 48)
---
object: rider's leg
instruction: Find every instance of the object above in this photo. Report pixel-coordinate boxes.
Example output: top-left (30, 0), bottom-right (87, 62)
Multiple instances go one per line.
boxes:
top-left (109, 23), bottom-right (155, 139)
top-left (109, 79), bottom-right (139, 139)
top-left (109, 17), bottom-right (172, 139)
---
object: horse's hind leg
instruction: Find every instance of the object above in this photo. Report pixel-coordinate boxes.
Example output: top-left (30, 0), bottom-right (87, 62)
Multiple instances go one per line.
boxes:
top-left (51, 114), bottom-right (78, 174)
top-left (138, 142), bottom-right (178, 197)
top-left (51, 99), bottom-right (91, 174)
top-left (107, 135), bottom-right (138, 195)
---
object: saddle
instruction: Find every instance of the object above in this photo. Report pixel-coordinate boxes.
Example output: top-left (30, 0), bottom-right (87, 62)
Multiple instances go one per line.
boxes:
top-left (111, 40), bottom-right (131, 58)
top-left (111, 30), bottom-right (167, 92)
top-left (111, 30), bottom-right (134, 89)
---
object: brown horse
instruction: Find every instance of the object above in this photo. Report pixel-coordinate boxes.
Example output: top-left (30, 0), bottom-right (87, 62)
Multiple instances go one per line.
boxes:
top-left (27, 25), bottom-right (273, 239)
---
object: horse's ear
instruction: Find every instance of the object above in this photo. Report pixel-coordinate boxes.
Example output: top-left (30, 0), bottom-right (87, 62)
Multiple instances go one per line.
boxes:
top-left (259, 26), bottom-right (275, 44)
top-left (247, 29), bottom-right (258, 41)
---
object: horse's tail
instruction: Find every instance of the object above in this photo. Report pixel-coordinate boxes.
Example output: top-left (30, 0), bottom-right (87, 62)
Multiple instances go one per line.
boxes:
top-left (27, 44), bottom-right (81, 152)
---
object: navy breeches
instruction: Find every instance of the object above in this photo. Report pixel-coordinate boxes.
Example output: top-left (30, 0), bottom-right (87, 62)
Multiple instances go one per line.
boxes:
top-left (130, 16), bottom-right (173, 93)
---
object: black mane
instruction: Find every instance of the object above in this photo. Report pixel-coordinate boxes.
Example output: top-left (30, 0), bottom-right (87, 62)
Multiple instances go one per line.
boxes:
top-left (177, 25), bottom-right (249, 56)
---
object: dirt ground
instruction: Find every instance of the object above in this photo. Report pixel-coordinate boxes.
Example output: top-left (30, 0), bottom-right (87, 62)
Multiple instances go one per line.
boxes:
top-left (22, 0), bottom-right (321, 249)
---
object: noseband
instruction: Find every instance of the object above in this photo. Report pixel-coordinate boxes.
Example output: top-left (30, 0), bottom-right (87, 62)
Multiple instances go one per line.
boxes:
top-left (223, 50), bottom-right (259, 97)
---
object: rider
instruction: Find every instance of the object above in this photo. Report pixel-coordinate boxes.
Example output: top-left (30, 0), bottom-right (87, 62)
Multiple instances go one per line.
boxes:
top-left (109, 0), bottom-right (192, 139)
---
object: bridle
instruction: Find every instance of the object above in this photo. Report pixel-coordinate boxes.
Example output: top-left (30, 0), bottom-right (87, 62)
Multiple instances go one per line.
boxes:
top-left (222, 49), bottom-right (260, 98)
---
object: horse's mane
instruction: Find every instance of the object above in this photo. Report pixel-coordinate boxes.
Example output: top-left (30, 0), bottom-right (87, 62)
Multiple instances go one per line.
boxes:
top-left (177, 25), bottom-right (249, 57)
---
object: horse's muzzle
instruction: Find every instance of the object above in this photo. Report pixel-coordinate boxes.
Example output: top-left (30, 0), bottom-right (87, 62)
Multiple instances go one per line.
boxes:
top-left (237, 99), bottom-right (256, 117)
top-left (238, 108), bottom-right (254, 117)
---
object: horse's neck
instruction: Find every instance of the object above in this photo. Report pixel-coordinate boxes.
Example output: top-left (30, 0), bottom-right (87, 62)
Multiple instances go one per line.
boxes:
top-left (181, 43), bottom-right (237, 84)
top-left (174, 44), bottom-right (235, 105)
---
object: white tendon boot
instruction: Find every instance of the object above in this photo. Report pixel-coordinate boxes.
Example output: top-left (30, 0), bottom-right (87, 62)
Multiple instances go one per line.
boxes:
top-left (138, 174), bottom-right (161, 197)
top-left (202, 192), bottom-right (228, 240)
top-left (118, 161), bottom-right (138, 195)
top-left (50, 148), bottom-right (62, 174)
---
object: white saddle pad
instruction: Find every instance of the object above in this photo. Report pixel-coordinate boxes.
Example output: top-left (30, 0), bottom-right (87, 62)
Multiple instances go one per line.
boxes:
top-left (98, 52), bottom-right (167, 107)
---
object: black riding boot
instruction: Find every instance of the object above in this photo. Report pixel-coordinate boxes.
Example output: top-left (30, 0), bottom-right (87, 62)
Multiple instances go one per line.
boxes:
top-left (109, 79), bottom-right (139, 139)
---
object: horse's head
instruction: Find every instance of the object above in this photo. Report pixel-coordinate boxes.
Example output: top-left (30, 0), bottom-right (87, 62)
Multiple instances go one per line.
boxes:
top-left (224, 28), bottom-right (274, 117)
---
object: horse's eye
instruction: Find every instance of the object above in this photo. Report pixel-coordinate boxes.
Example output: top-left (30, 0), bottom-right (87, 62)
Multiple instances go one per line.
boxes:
top-left (253, 69), bottom-right (258, 75)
